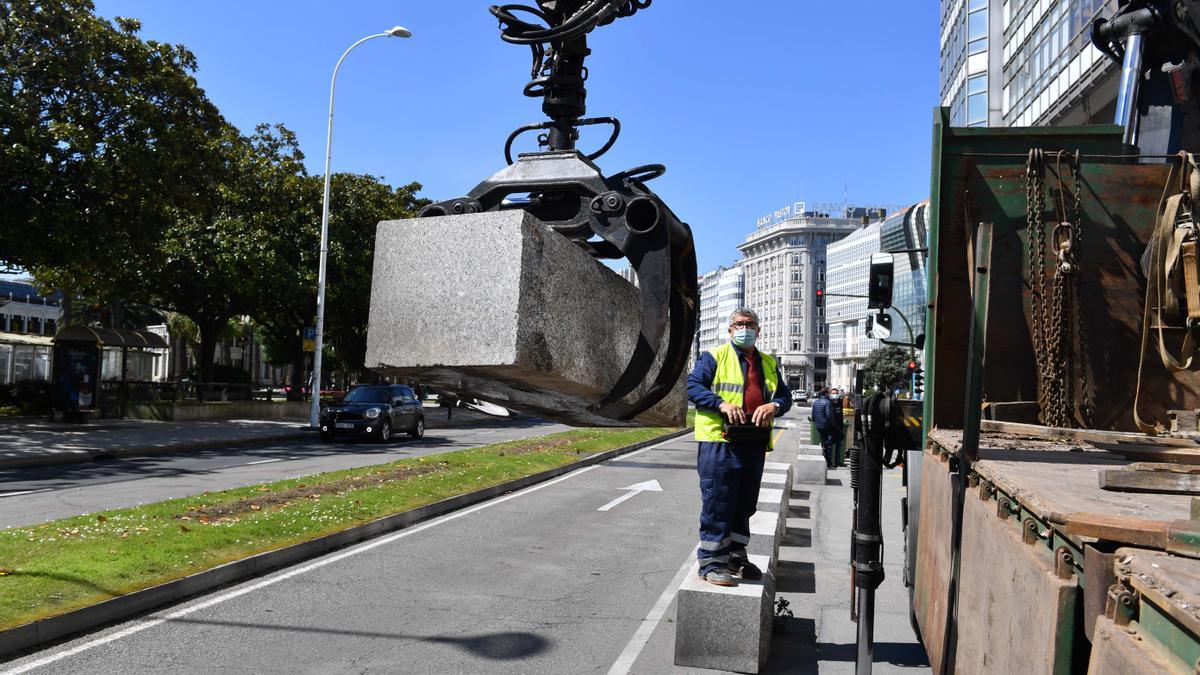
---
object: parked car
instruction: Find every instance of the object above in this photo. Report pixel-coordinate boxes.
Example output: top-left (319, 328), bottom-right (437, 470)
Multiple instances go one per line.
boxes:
top-left (318, 384), bottom-right (425, 442)
top-left (792, 390), bottom-right (809, 404)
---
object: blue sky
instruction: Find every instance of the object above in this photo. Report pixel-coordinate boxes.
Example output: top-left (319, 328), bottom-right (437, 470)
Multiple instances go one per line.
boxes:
top-left (88, 0), bottom-right (940, 274)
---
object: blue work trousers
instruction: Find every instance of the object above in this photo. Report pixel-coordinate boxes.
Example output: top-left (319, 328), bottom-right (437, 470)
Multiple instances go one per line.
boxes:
top-left (696, 441), bottom-right (767, 573)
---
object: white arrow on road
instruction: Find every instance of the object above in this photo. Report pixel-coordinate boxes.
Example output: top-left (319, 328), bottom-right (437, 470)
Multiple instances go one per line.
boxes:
top-left (597, 479), bottom-right (662, 512)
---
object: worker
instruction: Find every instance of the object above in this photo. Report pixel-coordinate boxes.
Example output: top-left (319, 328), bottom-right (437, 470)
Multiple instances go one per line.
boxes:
top-left (687, 308), bottom-right (792, 586)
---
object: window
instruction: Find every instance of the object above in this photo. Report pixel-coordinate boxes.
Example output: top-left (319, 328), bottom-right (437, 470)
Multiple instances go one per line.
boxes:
top-left (791, 341), bottom-right (800, 351)
top-left (818, 341), bottom-right (826, 351)
top-left (968, 91), bottom-right (987, 125)
top-left (968, 73), bottom-right (986, 95)
top-left (968, 8), bottom-right (987, 40)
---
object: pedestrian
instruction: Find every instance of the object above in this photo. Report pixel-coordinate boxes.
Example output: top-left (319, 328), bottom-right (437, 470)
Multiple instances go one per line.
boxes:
top-left (830, 388), bottom-right (845, 467)
top-left (438, 392), bottom-right (456, 420)
top-left (686, 307), bottom-right (792, 586)
top-left (812, 386), bottom-right (840, 468)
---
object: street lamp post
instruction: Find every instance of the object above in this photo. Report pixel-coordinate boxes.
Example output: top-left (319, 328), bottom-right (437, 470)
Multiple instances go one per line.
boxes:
top-left (311, 26), bottom-right (411, 429)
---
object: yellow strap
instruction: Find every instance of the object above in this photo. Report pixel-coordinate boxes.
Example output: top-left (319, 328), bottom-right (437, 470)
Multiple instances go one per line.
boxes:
top-left (1184, 239), bottom-right (1200, 321)
top-left (1135, 154), bottom-right (1197, 434)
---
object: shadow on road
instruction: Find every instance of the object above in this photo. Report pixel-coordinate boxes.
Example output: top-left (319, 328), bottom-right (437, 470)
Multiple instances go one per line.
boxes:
top-left (166, 617), bottom-right (552, 660)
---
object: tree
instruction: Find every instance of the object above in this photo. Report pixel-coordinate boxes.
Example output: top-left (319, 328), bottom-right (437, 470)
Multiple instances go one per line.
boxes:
top-left (1, 0), bottom-right (226, 293)
top-left (863, 345), bottom-right (912, 392)
top-left (150, 124), bottom-right (307, 389)
top-left (322, 175), bottom-right (428, 377)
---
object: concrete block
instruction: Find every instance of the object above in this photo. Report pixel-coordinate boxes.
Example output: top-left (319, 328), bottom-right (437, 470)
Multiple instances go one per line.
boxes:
top-left (763, 461), bottom-right (791, 472)
top-left (757, 488), bottom-right (783, 507)
top-left (796, 443), bottom-right (824, 456)
top-left (748, 511), bottom-right (785, 562)
top-left (674, 555), bottom-right (774, 673)
top-left (365, 211), bottom-right (686, 427)
top-left (760, 472), bottom-right (787, 485)
top-left (793, 456), bottom-right (827, 485)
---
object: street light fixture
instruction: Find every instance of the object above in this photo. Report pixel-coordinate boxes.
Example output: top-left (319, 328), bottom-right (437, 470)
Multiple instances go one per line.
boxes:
top-left (311, 26), bottom-right (411, 429)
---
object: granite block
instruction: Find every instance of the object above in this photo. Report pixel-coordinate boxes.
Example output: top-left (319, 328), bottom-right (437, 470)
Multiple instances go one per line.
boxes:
top-left (365, 211), bottom-right (686, 427)
top-left (793, 456), bottom-right (827, 484)
top-left (674, 555), bottom-right (775, 673)
top-left (796, 443), bottom-right (824, 456)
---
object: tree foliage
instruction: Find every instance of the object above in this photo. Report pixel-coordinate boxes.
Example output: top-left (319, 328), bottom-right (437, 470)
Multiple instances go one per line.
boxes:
top-left (863, 345), bottom-right (913, 392)
top-left (3, 1), bottom-right (429, 388)
top-left (0, 0), bottom-right (226, 289)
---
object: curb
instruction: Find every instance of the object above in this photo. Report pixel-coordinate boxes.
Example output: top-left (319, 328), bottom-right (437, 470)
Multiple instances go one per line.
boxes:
top-left (0, 415), bottom-right (529, 471)
top-left (0, 427), bottom-right (691, 660)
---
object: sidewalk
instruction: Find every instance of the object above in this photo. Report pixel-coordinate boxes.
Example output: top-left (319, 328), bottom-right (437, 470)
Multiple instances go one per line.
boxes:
top-left (0, 404), bottom-right (517, 471)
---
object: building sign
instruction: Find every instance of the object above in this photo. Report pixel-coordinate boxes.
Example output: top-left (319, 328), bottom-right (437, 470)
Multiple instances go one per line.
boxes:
top-left (303, 327), bottom-right (316, 352)
top-left (756, 201), bottom-right (806, 228)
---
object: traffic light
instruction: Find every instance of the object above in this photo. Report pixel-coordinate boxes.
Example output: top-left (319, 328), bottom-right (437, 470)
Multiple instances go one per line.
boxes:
top-left (906, 360), bottom-right (917, 372)
top-left (914, 368), bottom-right (924, 397)
top-left (815, 287), bottom-right (824, 305)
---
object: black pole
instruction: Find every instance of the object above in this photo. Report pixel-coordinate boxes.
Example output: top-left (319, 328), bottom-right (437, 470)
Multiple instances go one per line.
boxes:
top-left (852, 393), bottom-right (888, 674)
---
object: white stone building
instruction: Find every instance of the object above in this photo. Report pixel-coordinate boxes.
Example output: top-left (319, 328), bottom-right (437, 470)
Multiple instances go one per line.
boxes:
top-left (738, 209), bottom-right (864, 391)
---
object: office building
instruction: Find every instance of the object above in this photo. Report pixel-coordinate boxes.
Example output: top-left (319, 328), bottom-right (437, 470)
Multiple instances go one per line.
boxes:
top-left (941, 0), bottom-right (1118, 128)
top-left (738, 204), bottom-right (866, 391)
top-left (695, 264), bottom-right (745, 357)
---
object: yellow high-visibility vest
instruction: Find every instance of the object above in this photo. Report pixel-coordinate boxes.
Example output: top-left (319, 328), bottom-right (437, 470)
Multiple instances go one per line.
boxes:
top-left (694, 342), bottom-right (779, 449)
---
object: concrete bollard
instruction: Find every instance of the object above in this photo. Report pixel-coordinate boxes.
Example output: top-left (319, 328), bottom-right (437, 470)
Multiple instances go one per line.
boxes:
top-left (365, 211), bottom-right (686, 427)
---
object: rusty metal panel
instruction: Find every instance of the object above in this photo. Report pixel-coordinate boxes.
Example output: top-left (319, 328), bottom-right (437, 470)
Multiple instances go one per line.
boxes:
top-left (954, 485), bottom-right (1079, 673)
top-left (927, 113), bottom-right (1186, 432)
top-left (1089, 615), bottom-right (1180, 674)
top-left (912, 446), bottom-right (954, 671)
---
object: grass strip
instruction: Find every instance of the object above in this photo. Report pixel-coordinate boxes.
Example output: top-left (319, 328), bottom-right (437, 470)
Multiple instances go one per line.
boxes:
top-left (0, 426), bottom-right (676, 631)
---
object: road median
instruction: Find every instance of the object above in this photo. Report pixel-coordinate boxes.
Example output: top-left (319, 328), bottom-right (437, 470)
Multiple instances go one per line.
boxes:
top-left (0, 425), bottom-right (689, 659)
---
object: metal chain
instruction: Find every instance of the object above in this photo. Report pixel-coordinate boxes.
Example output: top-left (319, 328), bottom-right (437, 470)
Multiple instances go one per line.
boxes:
top-left (1027, 149), bottom-right (1092, 428)
top-left (1070, 156), bottom-right (1093, 427)
top-left (1027, 151), bottom-right (1049, 413)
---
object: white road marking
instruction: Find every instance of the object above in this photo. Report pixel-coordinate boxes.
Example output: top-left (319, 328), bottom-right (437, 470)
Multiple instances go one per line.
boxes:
top-left (607, 553), bottom-right (696, 675)
top-left (244, 458), bottom-right (283, 466)
top-left (597, 479), bottom-right (662, 512)
top-left (2, 436), bottom-right (681, 674)
top-left (0, 489), bottom-right (50, 498)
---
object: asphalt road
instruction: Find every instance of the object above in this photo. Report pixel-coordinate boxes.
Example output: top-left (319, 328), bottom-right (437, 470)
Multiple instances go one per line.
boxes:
top-left (0, 418), bottom-right (569, 529)
top-left (1, 424), bottom-right (931, 674)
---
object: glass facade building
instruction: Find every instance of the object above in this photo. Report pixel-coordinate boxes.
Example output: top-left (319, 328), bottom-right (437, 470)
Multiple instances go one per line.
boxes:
top-left (825, 203), bottom-right (930, 390)
top-left (941, 0), bottom-right (1119, 129)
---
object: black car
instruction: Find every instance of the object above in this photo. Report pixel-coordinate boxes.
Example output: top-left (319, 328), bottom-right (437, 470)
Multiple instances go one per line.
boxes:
top-left (319, 384), bottom-right (425, 442)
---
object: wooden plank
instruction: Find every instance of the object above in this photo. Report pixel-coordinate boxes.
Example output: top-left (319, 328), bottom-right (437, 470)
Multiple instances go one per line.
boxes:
top-left (929, 430), bottom-right (1193, 529)
top-left (955, 490), bottom-right (1078, 673)
top-left (980, 419), bottom-right (1180, 447)
top-left (1089, 615), bottom-right (1179, 674)
top-left (1063, 513), bottom-right (1171, 548)
top-left (1089, 440), bottom-right (1200, 465)
top-left (912, 447), bottom-right (954, 672)
top-left (1101, 468), bottom-right (1200, 495)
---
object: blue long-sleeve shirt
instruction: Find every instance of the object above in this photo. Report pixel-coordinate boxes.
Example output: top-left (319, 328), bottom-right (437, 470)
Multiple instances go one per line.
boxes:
top-left (687, 345), bottom-right (792, 416)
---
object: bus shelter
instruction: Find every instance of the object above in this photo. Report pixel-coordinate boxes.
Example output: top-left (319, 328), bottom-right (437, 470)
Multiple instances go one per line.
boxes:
top-left (53, 326), bottom-right (168, 419)
top-left (0, 332), bottom-right (53, 384)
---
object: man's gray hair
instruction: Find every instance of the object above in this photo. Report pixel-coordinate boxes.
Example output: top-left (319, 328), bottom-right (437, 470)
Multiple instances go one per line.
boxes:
top-left (729, 308), bottom-right (759, 325)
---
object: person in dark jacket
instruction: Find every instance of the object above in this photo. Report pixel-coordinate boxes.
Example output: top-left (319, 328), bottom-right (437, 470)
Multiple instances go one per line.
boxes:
top-left (829, 388), bottom-right (845, 467)
top-left (812, 387), bottom-right (839, 468)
